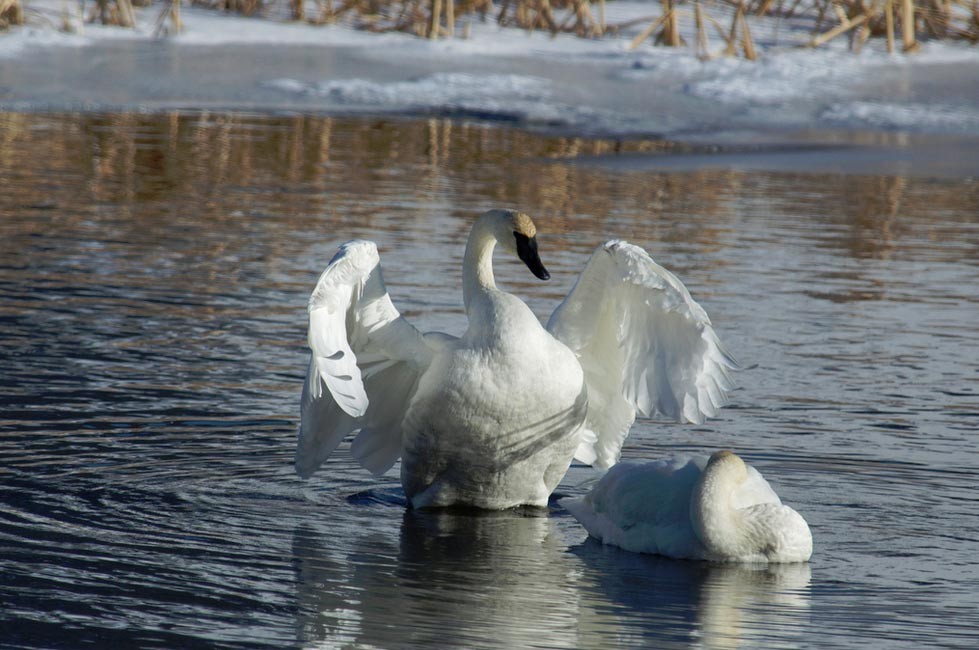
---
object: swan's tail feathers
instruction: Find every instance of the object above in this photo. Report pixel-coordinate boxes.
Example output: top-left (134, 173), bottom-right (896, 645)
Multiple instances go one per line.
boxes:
top-left (560, 495), bottom-right (609, 545)
top-left (549, 240), bottom-right (739, 468)
top-left (297, 240), bottom-right (432, 478)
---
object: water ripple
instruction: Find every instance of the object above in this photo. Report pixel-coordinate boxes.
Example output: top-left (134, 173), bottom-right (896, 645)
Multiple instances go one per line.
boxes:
top-left (1, 111), bottom-right (977, 649)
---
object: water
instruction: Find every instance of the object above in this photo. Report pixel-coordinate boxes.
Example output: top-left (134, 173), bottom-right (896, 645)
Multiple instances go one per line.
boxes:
top-left (1, 111), bottom-right (977, 649)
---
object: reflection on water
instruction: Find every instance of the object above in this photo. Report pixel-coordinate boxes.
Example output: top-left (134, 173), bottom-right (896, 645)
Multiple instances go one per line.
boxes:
top-left (573, 540), bottom-right (811, 649)
top-left (294, 506), bottom-right (811, 650)
top-left (2, 111), bottom-right (974, 268)
top-left (295, 506), bottom-right (582, 648)
top-left (1, 111), bottom-right (977, 649)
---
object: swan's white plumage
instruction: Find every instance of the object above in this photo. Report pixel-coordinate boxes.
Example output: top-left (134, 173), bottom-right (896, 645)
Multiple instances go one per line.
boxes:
top-left (548, 241), bottom-right (738, 468)
top-left (297, 212), bottom-right (738, 509)
top-left (298, 240), bottom-right (430, 479)
top-left (561, 452), bottom-right (813, 563)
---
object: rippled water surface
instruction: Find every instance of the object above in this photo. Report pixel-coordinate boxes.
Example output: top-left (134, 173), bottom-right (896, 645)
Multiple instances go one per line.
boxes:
top-left (1, 112), bottom-right (977, 649)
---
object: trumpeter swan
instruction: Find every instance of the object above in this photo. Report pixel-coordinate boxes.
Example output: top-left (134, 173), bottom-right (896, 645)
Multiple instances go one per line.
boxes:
top-left (296, 209), bottom-right (737, 509)
top-left (562, 451), bottom-right (813, 562)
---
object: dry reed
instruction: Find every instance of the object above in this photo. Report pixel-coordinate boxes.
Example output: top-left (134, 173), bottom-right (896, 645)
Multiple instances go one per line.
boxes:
top-left (196, 0), bottom-right (267, 16)
top-left (153, 0), bottom-right (183, 34)
top-left (85, 0), bottom-right (138, 26)
top-left (0, 0), bottom-right (25, 29)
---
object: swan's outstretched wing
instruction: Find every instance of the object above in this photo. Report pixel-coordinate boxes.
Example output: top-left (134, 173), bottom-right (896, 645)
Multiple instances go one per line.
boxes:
top-left (548, 241), bottom-right (738, 468)
top-left (297, 240), bottom-right (432, 479)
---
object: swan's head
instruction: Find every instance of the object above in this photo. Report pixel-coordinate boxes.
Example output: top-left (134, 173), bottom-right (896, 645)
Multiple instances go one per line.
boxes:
top-left (705, 450), bottom-right (748, 484)
top-left (484, 208), bottom-right (550, 281)
top-left (698, 450), bottom-right (813, 562)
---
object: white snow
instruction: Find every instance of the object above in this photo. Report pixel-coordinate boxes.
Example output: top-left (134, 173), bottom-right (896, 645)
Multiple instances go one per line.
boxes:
top-left (261, 72), bottom-right (590, 123)
top-left (3, 1), bottom-right (979, 137)
top-left (820, 101), bottom-right (979, 133)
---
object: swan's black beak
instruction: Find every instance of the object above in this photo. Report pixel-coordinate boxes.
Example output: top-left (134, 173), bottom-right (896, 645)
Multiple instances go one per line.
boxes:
top-left (514, 232), bottom-right (550, 281)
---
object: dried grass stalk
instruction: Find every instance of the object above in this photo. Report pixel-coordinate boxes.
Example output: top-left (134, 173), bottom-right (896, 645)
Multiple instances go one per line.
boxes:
top-left (885, 0), bottom-right (896, 51)
top-left (902, 0), bottom-right (919, 50)
top-left (0, 0), bottom-right (25, 29)
top-left (61, 1), bottom-right (83, 32)
top-left (738, 3), bottom-right (756, 58)
top-left (628, 10), bottom-right (672, 49)
top-left (658, 0), bottom-right (682, 46)
top-left (724, 6), bottom-right (740, 54)
top-left (193, 0), bottom-right (265, 18)
top-left (88, 0), bottom-right (137, 26)
top-left (154, 0), bottom-right (183, 34)
top-left (694, 0), bottom-right (710, 58)
top-left (429, 0), bottom-right (442, 37)
top-left (809, 11), bottom-right (868, 46)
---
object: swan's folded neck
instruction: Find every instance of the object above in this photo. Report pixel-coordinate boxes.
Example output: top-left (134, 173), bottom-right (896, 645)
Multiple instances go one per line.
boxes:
top-left (463, 217), bottom-right (500, 312)
top-left (691, 453), bottom-right (748, 558)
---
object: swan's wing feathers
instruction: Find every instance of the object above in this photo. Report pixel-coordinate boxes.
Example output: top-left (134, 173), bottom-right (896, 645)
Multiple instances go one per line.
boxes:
top-left (306, 241), bottom-right (378, 417)
top-left (350, 361), bottom-right (421, 475)
top-left (608, 241), bottom-right (738, 423)
top-left (298, 240), bottom-right (430, 478)
top-left (562, 457), bottom-right (707, 556)
top-left (297, 359), bottom-right (359, 479)
top-left (549, 241), bottom-right (738, 468)
top-left (548, 244), bottom-right (634, 467)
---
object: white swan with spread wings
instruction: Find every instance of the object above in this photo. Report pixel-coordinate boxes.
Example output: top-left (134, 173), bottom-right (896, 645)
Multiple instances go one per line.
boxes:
top-left (296, 209), bottom-right (737, 509)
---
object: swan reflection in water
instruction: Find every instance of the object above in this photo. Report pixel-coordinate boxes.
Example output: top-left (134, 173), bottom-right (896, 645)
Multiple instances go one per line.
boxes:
top-left (292, 501), bottom-right (811, 649)
top-left (571, 539), bottom-right (812, 649)
top-left (293, 503), bottom-right (583, 648)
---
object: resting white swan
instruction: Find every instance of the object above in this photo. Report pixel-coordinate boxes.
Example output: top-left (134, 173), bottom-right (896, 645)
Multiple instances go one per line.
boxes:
top-left (296, 209), bottom-right (737, 509)
top-left (561, 451), bottom-right (813, 563)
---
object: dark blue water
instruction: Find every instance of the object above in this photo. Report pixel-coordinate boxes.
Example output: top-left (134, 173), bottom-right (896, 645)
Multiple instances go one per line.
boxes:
top-left (1, 112), bottom-right (977, 648)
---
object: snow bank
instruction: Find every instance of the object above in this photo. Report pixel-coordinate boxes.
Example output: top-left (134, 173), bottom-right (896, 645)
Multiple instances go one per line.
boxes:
top-left (2, 1), bottom-right (978, 138)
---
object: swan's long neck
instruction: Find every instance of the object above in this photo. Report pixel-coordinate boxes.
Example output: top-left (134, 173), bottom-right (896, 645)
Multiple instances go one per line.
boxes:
top-left (691, 455), bottom-right (748, 558)
top-left (463, 217), bottom-right (499, 312)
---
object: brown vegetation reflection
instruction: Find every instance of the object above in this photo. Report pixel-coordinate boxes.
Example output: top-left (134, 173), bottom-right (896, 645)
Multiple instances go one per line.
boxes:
top-left (1, 111), bottom-right (976, 272)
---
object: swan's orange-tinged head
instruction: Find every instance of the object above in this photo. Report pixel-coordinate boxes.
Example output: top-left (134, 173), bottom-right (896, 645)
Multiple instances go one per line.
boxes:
top-left (512, 212), bottom-right (537, 239)
top-left (709, 450), bottom-right (737, 464)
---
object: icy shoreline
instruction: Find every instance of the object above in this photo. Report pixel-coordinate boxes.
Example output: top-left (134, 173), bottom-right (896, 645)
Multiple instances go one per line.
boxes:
top-left (2, 3), bottom-right (978, 175)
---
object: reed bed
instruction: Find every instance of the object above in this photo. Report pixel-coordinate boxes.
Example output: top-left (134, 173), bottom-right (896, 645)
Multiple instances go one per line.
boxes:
top-left (184, 0), bottom-right (979, 49)
top-left (745, 0), bottom-right (979, 51)
top-left (624, 0), bottom-right (979, 55)
top-left (10, 0), bottom-right (979, 52)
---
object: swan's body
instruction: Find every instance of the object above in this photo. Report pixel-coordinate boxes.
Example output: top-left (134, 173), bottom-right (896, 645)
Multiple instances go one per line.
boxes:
top-left (401, 230), bottom-right (586, 506)
top-left (296, 209), bottom-right (737, 509)
top-left (561, 451), bottom-right (813, 563)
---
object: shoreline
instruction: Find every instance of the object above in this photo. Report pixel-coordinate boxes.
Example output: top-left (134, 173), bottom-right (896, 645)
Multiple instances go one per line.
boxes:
top-left (2, 6), bottom-right (978, 179)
